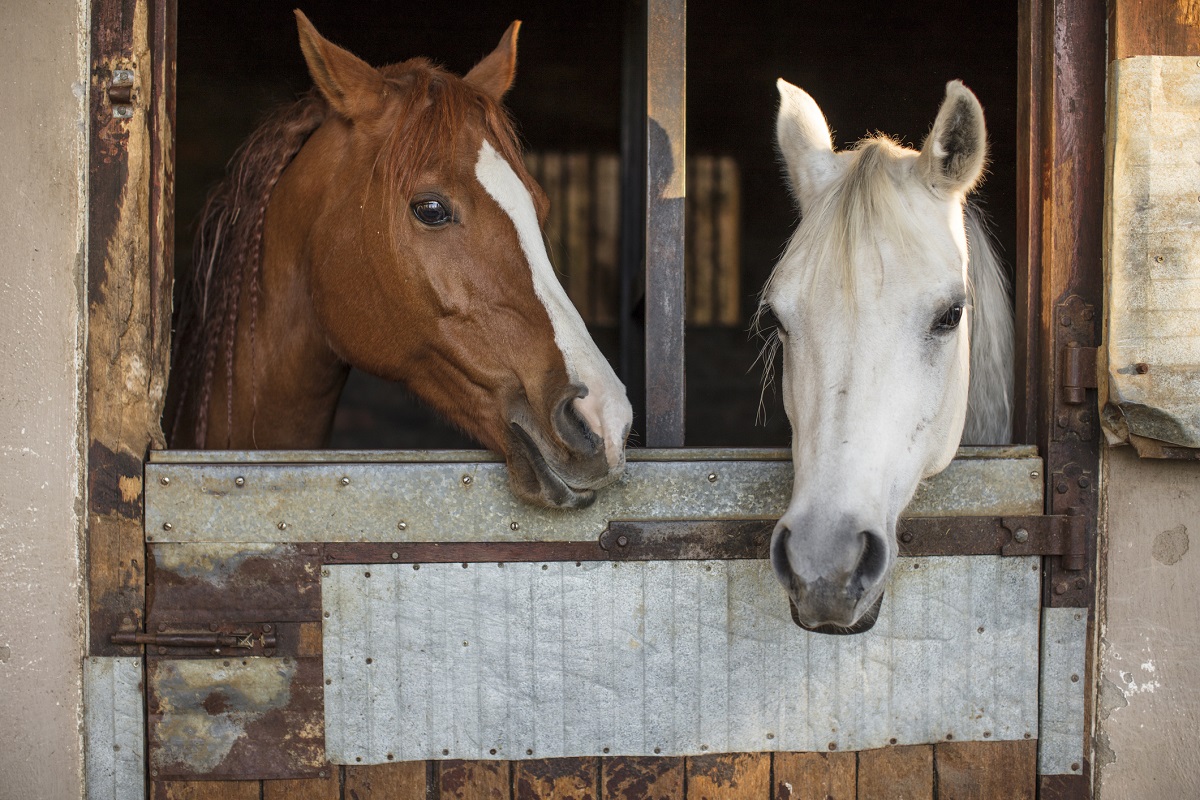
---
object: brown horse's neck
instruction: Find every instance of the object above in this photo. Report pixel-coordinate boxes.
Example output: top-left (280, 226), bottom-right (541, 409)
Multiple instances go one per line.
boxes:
top-left (168, 113), bottom-right (350, 450)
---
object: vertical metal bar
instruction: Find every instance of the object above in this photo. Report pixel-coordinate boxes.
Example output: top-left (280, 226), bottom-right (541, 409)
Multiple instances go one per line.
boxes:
top-left (618, 0), bottom-right (647, 434)
top-left (644, 0), bottom-right (686, 447)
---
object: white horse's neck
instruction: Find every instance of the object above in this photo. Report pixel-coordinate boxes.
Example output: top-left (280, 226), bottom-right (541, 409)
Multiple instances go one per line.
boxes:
top-left (963, 206), bottom-right (1014, 445)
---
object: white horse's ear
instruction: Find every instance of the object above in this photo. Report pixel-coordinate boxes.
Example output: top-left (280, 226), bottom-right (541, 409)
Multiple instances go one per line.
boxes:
top-left (776, 79), bottom-right (840, 211)
top-left (917, 81), bottom-right (987, 198)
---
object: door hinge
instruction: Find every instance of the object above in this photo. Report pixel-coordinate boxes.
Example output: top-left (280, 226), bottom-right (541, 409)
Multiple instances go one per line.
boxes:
top-left (112, 623), bottom-right (277, 657)
top-left (1062, 343), bottom-right (1098, 405)
top-left (106, 68), bottom-right (135, 119)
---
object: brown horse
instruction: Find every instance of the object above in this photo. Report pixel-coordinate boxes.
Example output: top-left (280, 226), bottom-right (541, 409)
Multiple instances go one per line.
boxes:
top-left (165, 12), bottom-right (632, 509)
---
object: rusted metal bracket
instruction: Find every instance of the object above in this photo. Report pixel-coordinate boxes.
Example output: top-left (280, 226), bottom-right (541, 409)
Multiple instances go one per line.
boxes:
top-left (1054, 296), bottom-right (1098, 441)
top-left (106, 68), bottom-right (135, 119)
top-left (1046, 462), bottom-right (1095, 606)
top-left (324, 515), bottom-right (1084, 565)
top-left (112, 623), bottom-right (277, 657)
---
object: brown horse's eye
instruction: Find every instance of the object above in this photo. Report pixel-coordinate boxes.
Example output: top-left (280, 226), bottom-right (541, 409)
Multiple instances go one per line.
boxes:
top-left (934, 303), bottom-right (965, 332)
top-left (412, 199), bottom-right (451, 227)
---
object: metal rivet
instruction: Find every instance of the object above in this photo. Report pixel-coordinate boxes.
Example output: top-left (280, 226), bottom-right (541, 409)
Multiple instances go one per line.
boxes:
top-left (527, 749), bottom-right (534, 755)
top-left (461, 563), bottom-right (468, 569)
top-left (340, 476), bottom-right (350, 486)
top-left (1075, 577), bottom-right (1087, 589)
top-left (387, 753), bottom-right (394, 761)
top-left (542, 564), bottom-right (549, 570)
top-left (1075, 612), bottom-right (1083, 621)
top-left (355, 757), bottom-right (362, 763)
top-left (413, 564), bottom-right (420, 570)
top-left (278, 522), bottom-right (288, 530)
top-left (162, 522), bottom-right (173, 531)
top-left (983, 731), bottom-right (991, 738)
top-left (766, 732), bottom-right (775, 740)
top-left (461, 475), bottom-right (473, 485)
top-left (701, 744), bottom-right (708, 751)
top-left (262, 624), bottom-right (272, 633)
top-left (158, 624), bottom-right (167, 632)
top-left (391, 552), bottom-right (399, 560)
top-left (122, 617), bottom-right (132, 627)
top-left (1135, 362), bottom-right (1150, 374)
top-left (319, 771), bottom-right (326, 778)
top-left (443, 749), bottom-right (450, 756)
top-left (1030, 471), bottom-right (1040, 479)
top-left (1078, 476), bottom-right (1091, 489)
top-left (324, 611), bottom-right (330, 618)
top-left (212, 648), bottom-right (221, 655)
top-left (209, 622), bottom-right (219, 631)
top-left (1060, 315), bottom-right (1071, 327)
top-left (151, 769), bottom-right (159, 777)
top-left (889, 738), bottom-right (897, 745)
top-left (1055, 582), bottom-right (1068, 595)
top-left (978, 626), bottom-right (985, 633)
top-left (1056, 414), bottom-right (1069, 428)
top-left (463, 641), bottom-right (468, 647)
top-left (1072, 762), bottom-right (1080, 772)
top-left (510, 521), bottom-right (520, 531)
top-left (900, 531), bottom-right (913, 543)
top-left (1013, 528), bottom-right (1029, 544)
top-left (326, 678), bottom-right (332, 685)
top-left (365, 658), bottom-right (372, 665)
top-left (364, 571), bottom-right (371, 578)
top-left (397, 521), bottom-right (407, 531)
top-left (946, 733), bottom-right (954, 740)
top-left (489, 748), bottom-right (497, 755)
top-left (235, 476), bottom-right (245, 487)
top-left (113, 744), bottom-right (120, 751)
top-left (828, 742), bottom-right (838, 751)
top-left (159, 476), bottom-right (170, 486)
top-left (616, 534), bottom-right (629, 547)
top-left (707, 472), bottom-right (718, 482)
top-left (654, 747), bottom-right (661, 754)
top-left (1071, 674), bottom-right (1080, 682)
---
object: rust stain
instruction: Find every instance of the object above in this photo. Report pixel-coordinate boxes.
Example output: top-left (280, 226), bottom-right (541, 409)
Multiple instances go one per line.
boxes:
top-left (88, 440), bottom-right (144, 519)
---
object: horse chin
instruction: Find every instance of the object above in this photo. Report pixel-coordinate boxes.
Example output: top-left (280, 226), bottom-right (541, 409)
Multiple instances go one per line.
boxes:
top-left (505, 422), bottom-right (598, 510)
top-left (789, 592), bottom-right (884, 636)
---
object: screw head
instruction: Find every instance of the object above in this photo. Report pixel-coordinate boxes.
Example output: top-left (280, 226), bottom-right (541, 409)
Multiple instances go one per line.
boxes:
top-left (159, 476), bottom-right (170, 486)
top-left (391, 552), bottom-right (399, 560)
top-left (461, 475), bottom-right (473, 485)
top-left (397, 521), bottom-right (407, 531)
top-left (162, 522), bottom-right (173, 531)
top-left (1014, 528), bottom-right (1029, 543)
top-left (340, 476), bottom-right (350, 486)
top-left (235, 476), bottom-right (245, 487)
top-left (510, 521), bottom-right (520, 531)
top-left (278, 521), bottom-right (288, 531)
top-left (707, 472), bottom-right (718, 482)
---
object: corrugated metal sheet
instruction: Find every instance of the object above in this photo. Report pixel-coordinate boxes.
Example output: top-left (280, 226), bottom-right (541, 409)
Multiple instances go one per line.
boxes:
top-left (84, 657), bottom-right (145, 800)
top-left (324, 556), bottom-right (1040, 762)
top-left (146, 448), bottom-right (1042, 544)
top-left (1039, 607), bottom-right (1088, 775)
top-left (1102, 56), bottom-right (1200, 450)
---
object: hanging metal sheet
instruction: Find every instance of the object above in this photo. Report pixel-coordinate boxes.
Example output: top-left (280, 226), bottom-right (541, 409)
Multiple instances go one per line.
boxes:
top-left (1101, 56), bottom-right (1200, 453)
top-left (1038, 607), bottom-right (1088, 775)
top-left (84, 657), bottom-right (145, 800)
top-left (146, 447), bottom-right (1042, 544)
top-left (324, 555), bottom-right (1040, 762)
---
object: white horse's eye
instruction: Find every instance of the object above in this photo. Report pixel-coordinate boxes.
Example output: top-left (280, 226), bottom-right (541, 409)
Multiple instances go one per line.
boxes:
top-left (756, 304), bottom-right (785, 335)
top-left (934, 303), bottom-right (965, 332)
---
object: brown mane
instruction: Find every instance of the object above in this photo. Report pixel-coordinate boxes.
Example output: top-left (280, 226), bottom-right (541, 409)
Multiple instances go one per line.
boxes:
top-left (167, 58), bottom-right (532, 447)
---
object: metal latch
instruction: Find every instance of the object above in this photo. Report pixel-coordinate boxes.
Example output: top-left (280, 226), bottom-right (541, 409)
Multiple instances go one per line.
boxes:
top-left (112, 623), bottom-right (277, 656)
top-left (107, 69), bottom-right (135, 119)
top-left (999, 511), bottom-right (1087, 570)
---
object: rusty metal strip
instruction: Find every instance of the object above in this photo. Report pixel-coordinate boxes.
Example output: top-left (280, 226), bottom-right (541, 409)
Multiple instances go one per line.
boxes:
top-left (323, 515), bottom-right (1074, 563)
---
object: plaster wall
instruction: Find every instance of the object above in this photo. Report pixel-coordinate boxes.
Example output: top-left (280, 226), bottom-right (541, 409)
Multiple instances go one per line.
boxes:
top-left (1097, 447), bottom-right (1200, 797)
top-left (0, 0), bottom-right (89, 797)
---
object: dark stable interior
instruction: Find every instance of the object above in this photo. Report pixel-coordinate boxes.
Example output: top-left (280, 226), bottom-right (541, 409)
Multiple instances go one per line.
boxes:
top-left (175, 0), bottom-right (1017, 450)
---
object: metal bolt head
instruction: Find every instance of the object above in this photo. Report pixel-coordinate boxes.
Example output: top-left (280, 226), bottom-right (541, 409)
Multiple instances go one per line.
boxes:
top-left (1055, 582), bottom-right (1068, 595)
top-left (900, 531), bottom-right (913, 543)
top-left (707, 472), bottom-right (718, 482)
top-left (209, 622), bottom-right (218, 632)
top-left (1071, 763), bottom-right (1080, 772)
top-left (1030, 471), bottom-right (1040, 479)
top-left (235, 476), bottom-right (245, 487)
top-left (1078, 476), bottom-right (1091, 489)
top-left (278, 521), bottom-right (288, 530)
top-left (340, 476), bottom-right (350, 486)
top-left (461, 475), bottom-right (473, 486)
top-left (510, 521), bottom-right (520, 531)
top-left (391, 552), bottom-right (399, 560)
top-left (1056, 482), bottom-right (1070, 494)
top-left (159, 476), bottom-right (170, 486)
top-left (1075, 577), bottom-right (1087, 589)
top-left (162, 522), bottom-right (173, 531)
top-left (1060, 315), bottom-right (1071, 327)
top-left (616, 534), bottom-right (629, 547)
top-left (262, 624), bottom-right (273, 633)
top-left (397, 521), bottom-right (407, 531)
top-left (1014, 528), bottom-right (1029, 543)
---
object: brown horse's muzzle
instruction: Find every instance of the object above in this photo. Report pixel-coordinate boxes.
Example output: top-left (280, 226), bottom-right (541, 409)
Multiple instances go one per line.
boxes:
top-left (504, 385), bottom-right (616, 509)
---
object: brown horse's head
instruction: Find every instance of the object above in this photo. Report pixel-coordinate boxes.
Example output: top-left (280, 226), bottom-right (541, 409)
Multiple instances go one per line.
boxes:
top-left (271, 14), bottom-right (631, 508)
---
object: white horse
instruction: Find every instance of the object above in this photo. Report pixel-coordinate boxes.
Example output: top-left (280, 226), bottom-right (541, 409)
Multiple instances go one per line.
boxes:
top-left (758, 80), bottom-right (1014, 634)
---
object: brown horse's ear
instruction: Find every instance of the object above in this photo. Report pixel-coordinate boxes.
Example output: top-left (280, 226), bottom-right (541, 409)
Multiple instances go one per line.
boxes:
top-left (464, 21), bottom-right (521, 100)
top-left (295, 9), bottom-right (384, 119)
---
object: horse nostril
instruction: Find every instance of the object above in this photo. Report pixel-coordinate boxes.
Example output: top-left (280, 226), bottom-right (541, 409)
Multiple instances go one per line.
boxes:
top-left (852, 530), bottom-right (888, 593)
top-left (771, 525), bottom-right (793, 585)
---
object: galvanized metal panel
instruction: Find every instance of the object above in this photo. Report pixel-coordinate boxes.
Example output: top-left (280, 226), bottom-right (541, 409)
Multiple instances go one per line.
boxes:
top-left (1038, 607), bottom-right (1088, 775)
top-left (84, 657), bottom-right (145, 800)
top-left (324, 556), bottom-right (1040, 762)
top-left (1101, 56), bottom-right (1200, 449)
top-left (148, 656), bottom-right (325, 779)
top-left (146, 448), bottom-right (1042, 543)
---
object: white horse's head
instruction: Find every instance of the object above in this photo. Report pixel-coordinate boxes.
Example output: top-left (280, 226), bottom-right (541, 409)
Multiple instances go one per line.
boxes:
top-left (761, 80), bottom-right (999, 634)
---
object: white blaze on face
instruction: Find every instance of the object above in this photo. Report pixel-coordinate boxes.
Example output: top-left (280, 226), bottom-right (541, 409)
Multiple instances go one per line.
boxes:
top-left (474, 140), bottom-right (632, 471)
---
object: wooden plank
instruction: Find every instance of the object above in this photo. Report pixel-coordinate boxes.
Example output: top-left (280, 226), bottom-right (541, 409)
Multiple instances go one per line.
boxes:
top-left (345, 762), bottom-right (429, 798)
top-left (689, 154), bottom-right (715, 325)
top-left (1110, 0), bottom-right (1200, 59)
top-left (856, 745), bottom-right (932, 800)
top-left (152, 781), bottom-right (260, 800)
top-left (602, 756), bottom-right (684, 799)
top-left (715, 156), bottom-right (741, 326)
top-left (934, 740), bottom-right (1035, 799)
top-left (263, 770), bottom-right (340, 800)
top-left (592, 154), bottom-right (621, 325)
top-left (515, 757), bottom-right (598, 799)
top-left (440, 760), bottom-right (509, 799)
top-left (774, 752), bottom-right (856, 800)
top-left (686, 753), bottom-right (770, 800)
top-left (565, 153), bottom-right (592, 317)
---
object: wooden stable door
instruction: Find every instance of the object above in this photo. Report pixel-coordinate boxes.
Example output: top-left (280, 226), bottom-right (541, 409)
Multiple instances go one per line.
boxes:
top-left (82, 0), bottom-right (1113, 797)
